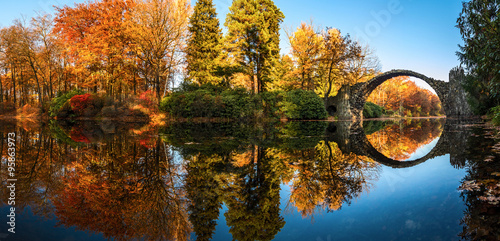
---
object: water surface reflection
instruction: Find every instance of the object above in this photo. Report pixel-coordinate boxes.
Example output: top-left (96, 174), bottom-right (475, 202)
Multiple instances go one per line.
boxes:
top-left (0, 118), bottom-right (498, 240)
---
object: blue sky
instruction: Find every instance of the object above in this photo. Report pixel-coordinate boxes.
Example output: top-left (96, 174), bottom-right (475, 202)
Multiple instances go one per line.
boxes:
top-left (211, 0), bottom-right (464, 82)
top-left (0, 0), bottom-right (464, 82)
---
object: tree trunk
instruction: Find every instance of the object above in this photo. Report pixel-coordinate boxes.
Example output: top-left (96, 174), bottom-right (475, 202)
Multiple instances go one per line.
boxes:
top-left (0, 70), bottom-right (3, 103)
top-left (20, 68), bottom-right (25, 105)
top-left (324, 62), bottom-right (335, 100)
top-left (11, 63), bottom-right (16, 105)
top-left (133, 70), bottom-right (137, 95)
top-left (28, 60), bottom-right (44, 111)
top-left (49, 66), bottom-right (54, 98)
top-left (156, 73), bottom-right (161, 106)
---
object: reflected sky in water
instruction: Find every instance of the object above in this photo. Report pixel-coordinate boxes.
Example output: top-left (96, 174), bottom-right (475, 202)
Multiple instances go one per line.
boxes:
top-left (406, 137), bottom-right (440, 161)
top-left (0, 118), bottom-right (498, 241)
top-left (270, 154), bottom-right (466, 241)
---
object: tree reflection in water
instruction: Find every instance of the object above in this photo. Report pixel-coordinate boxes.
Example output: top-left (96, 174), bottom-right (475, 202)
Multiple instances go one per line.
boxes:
top-left (1, 120), bottom-right (191, 241)
top-left (1, 119), bottom-right (499, 241)
top-left (365, 118), bottom-right (444, 161)
top-left (269, 140), bottom-right (379, 217)
top-left (458, 126), bottom-right (500, 241)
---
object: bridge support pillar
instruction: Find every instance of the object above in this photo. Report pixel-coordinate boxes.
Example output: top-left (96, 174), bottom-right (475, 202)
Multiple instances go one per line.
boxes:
top-left (326, 85), bottom-right (363, 121)
top-left (444, 67), bottom-right (473, 117)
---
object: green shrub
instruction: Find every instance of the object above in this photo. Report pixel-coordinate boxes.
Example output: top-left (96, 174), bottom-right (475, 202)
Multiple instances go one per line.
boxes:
top-left (488, 106), bottom-right (500, 126)
top-left (280, 89), bottom-right (327, 120)
top-left (160, 87), bottom-right (256, 119)
top-left (49, 89), bottom-right (85, 117)
top-left (257, 91), bottom-right (285, 118)
top-left (220, 88), bottom-right (255, 118)
top-left (363, 102), bottom-right (385, 119)
top-left (176, 81), bottom-right (225, 95)
top-left (161, 89), bottom-right (218, 118)
top-left (161, 87), bottom-right (325, 120)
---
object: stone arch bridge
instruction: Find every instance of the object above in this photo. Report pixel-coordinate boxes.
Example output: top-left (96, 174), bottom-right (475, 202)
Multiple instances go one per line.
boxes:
top-left (326, 69), bottom-right (472, 120)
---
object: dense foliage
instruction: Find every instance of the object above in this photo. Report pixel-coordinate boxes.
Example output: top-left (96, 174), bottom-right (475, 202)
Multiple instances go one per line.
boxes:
top-left (488, 106), bottom-right (500, 126)
top-left (49, 89), bottom-right (151, 119)
top-left (457, 0), bottom-right (500, 114)
top-left (0, 0), bottom-right (191, 109)
top-left (70, 94), bottom-right (98, 115)
top-left (363, 102), bottom-right (385, 119)
top-left (0, 0), bottom-right (442, 122)
top-left (160, 84), bottom-right (289, 119)
top-left (280, 89), bottom-right (327, 120)
top-left (160, 85), bottom-right (328, 120)
top-left (49, 89), bottom-right (84, 117)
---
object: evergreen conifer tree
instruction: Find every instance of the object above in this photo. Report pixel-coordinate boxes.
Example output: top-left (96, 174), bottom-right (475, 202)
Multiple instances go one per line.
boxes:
top-left (186, 0), bottom-right (222, 85)
top-left (225, 0), bottom-right (284, 93)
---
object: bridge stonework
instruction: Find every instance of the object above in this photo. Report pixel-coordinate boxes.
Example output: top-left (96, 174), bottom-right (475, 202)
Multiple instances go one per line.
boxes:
top-left (326, 69), bottom-right (472, 120)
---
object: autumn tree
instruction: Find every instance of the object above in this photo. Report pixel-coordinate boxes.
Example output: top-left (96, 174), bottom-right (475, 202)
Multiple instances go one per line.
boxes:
top-left (316, 28), bottom-right (363, 99)
top-left (186, 0), bottom-right (222, 86)
top-left (54, 0), bottom-right (137, 97)
top-left (288, 22), bottom-right (323, 91)
top-left (129, 0), bottom-right (191, 104)
top-left (266, 54), bottom-right (297, 91)
top-left (344, 45), bottom-right (380, 86)
top-left (0, 25), bottom-right (25, 106)
top-left (286, 22), bottom-right (376, 100)
top-left (16, 19), bottom-right (46, 109)
top-left (225, 0), bottom-right (284, 93)
top-left (368, 76), bottom-right (408, 112)
top-left (0, 14), bottom-right (64, 110)
top-left (367, 76), bottom-right (443, 117)
top-left (31, 14), bottom-right (59, 100)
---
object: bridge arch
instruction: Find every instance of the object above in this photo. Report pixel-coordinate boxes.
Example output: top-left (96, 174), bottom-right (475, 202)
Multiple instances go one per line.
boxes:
top-left (354, 129), bottom-right (446, 168)
top-left (326, 120), bottom-right (450, 168)
top-left (352, 70), bottom-right (448, 120)
top-left (326, 69), bottom-right (472, 120)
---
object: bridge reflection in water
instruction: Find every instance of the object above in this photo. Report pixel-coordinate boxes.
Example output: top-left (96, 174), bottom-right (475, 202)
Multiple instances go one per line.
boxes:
top-left (0, 118), bottom-right (490, 241)
top-left (326, 118), bottom-right (472, 168)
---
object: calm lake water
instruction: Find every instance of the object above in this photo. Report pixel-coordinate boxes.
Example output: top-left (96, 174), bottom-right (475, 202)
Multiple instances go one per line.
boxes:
top-left (0, 118), bottom-right (499, 241)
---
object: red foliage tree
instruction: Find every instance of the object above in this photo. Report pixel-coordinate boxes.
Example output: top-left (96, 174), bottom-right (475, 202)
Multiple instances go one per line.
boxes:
top-left (70, 93), bottom-right (93, 115)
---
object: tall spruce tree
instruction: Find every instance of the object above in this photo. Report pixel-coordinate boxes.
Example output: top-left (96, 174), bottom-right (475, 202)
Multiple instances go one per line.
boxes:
top-left (225, 0), bottom-right (284, 93)
top-left (186, 0), bottom-right (222, 85)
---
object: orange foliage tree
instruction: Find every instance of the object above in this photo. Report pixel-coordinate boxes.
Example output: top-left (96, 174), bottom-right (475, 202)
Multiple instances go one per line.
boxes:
top-left (128, 0), bottom-right (191, 104)
top-left (286, 21), bottom-right (379, 99)
top-left (53, 0), bottom-right (137, 97)
top-left (367, 76), bottom-right (443, 117)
